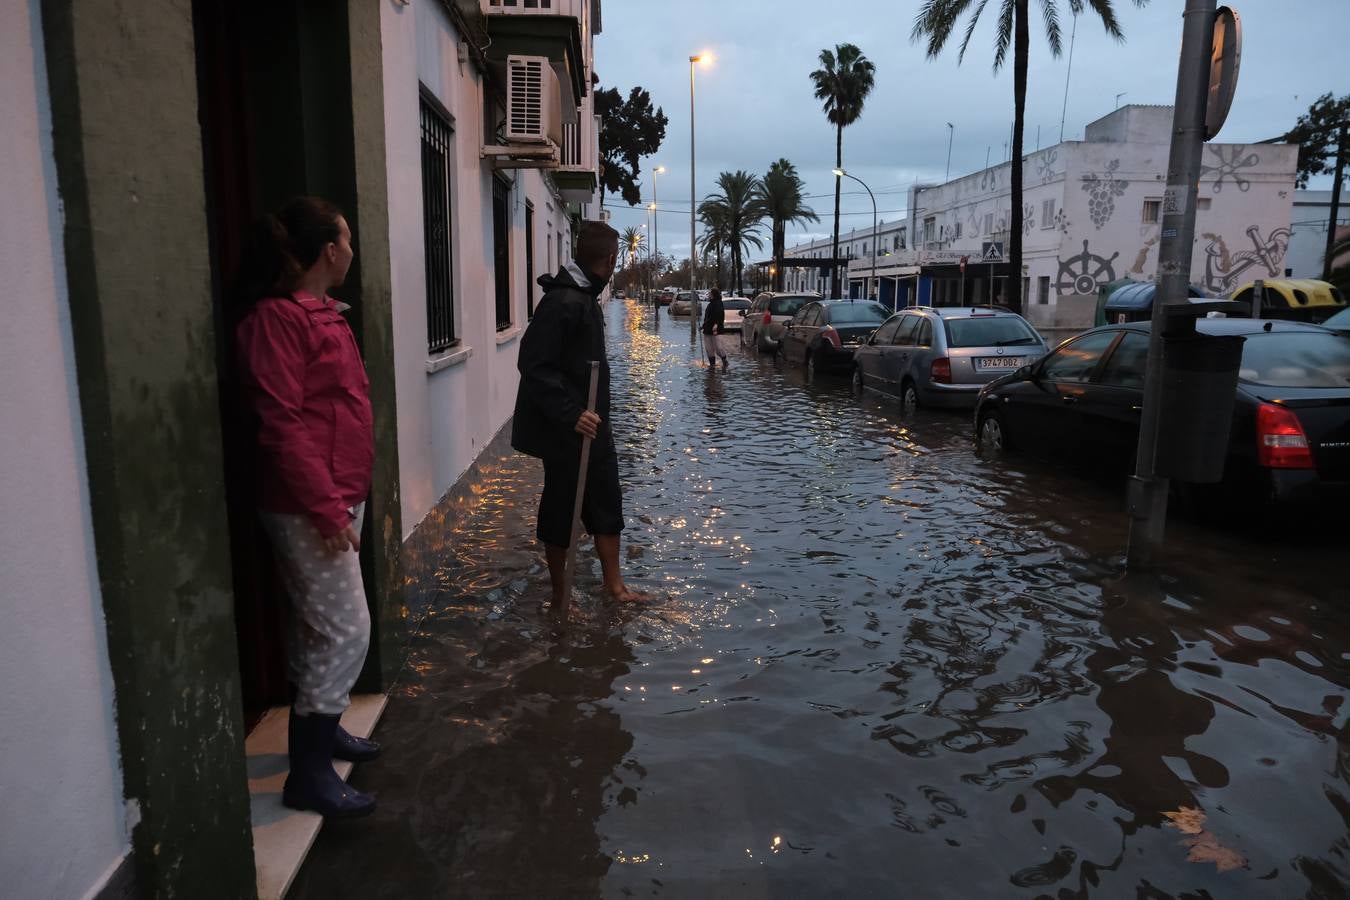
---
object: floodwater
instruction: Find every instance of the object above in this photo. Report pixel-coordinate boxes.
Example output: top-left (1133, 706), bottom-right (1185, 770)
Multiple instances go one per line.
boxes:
top-left (291, 299), bottom-right (1350, 899)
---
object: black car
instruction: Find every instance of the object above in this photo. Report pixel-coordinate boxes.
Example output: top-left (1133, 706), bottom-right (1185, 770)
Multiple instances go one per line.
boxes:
top-left (973, 319), bottom-right (1350, 506)
top-left (780, 300), bottom-right (891, 375)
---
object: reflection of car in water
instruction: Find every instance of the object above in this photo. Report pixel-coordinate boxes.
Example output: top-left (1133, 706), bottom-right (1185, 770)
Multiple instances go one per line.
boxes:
top-left (1230, 279), bottom-right (1347, 325)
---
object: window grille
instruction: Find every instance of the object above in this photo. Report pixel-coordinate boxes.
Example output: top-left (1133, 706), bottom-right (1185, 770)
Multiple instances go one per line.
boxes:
top-left (420, 91), bottom-right (456, 353)
top-left (525, 203), bottom-right (536, 318)
top-left (492, 176), bottom-right (512, 331)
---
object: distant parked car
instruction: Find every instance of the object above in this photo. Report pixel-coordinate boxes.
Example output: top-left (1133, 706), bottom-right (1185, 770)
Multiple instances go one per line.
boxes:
top-left (741, 292), bottom-right (816, 353)
top-left (853, 307), bottom-right (1048, 411)
top-left (973, 319), bottom-right (1350, 507)
top-left (656, 289), bottom-right (676, 307)
top-left (670, 291), bottom-right (696, 316)
top-left (1319, 306), bottom-right (1350, 335)
top-left (721, 297), bottom-right (751, 331)
top-left (780, 300), bottom-right (891, 375)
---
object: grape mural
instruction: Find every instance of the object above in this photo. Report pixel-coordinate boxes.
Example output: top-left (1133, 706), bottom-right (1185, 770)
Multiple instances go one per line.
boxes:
top-left (1080, 159), bottom-right (1127, 229)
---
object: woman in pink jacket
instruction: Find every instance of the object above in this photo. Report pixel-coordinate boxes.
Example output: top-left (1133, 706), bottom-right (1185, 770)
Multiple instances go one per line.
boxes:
top-left (235, 197), bottom-right (377, 819)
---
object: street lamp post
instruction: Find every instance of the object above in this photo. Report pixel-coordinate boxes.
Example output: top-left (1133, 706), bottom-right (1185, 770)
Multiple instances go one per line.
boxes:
top-left (945, 123), bottom-right (954, 182)
top-left (834, 168), bottom-right (876, 300)
top-left (652, 165), bottom-right (664, 279)
top-left (689, 53), bottom-right (711, 339)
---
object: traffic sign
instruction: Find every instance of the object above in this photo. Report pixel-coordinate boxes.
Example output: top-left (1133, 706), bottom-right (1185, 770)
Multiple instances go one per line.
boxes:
top-left (959, 255), bottom-right (968, 273)
top-left (1205, 7), bottom-right (1241, 140)
top-left (981, 241), bottom-right (1004, 263)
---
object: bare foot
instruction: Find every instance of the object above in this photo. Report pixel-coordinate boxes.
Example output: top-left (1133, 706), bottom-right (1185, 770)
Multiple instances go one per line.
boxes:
top-left (603, 584), bottom-right (650, 603)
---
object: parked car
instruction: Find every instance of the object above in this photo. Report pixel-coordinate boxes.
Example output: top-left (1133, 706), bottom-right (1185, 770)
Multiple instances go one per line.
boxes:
top-left (973, 319), bottom-right (1350, 507)
top-left (670, 291), bottom-right (696, 316)
top-left (721, 297), bottom-right (751, 331)
top-left (780, 300), bottom-right (891, 375)
top-left (741, 292), bottom-right (816, 353)
top-left (656, 289), bottom-right (676, 307)
top-left (854, 307), bottom-right (1048, 410)
top-left (1316, 305), bottom-right (1350, 335)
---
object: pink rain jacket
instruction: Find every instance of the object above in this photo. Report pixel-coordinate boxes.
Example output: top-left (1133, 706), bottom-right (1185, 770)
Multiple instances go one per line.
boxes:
top-left (236, 291), bottom-right (373, 538)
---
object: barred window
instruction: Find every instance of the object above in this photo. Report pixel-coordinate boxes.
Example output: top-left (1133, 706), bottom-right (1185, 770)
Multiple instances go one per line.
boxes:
top-left (420, 91), bottom-right (456, 353)
top-left (492, 176), bottom-right (512, 331)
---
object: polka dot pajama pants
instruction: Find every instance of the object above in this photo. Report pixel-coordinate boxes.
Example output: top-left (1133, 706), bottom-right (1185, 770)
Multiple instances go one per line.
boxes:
top-left (260, 504), bottom-right (371, 717)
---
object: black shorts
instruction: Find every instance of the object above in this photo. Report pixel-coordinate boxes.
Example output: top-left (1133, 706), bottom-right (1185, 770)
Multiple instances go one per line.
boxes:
top-left (537, 448), bottom-right (624, 548)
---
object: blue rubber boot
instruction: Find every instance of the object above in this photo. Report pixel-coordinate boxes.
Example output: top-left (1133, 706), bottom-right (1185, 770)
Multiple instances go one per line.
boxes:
top-left (283, 712), bottom-right (376, 818)
top-left (334, 723), bottom-right (381, 763)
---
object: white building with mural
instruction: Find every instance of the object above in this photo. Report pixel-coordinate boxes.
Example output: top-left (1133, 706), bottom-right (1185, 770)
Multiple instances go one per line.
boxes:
top-left (785, 106), bottom-right (1299, 336)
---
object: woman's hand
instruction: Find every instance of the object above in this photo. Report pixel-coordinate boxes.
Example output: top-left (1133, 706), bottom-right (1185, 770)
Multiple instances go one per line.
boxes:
top-left (324, 525), bottom-right (362, 554)
top-left (575, 410), bottom-right (601, 440)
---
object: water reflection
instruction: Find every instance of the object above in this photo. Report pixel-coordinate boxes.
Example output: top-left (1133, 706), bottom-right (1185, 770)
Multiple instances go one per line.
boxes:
top-left (294, 298), bottom-right (1349, 898)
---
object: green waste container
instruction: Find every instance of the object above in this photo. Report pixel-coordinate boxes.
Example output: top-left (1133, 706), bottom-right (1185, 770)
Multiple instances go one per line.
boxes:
top-left (1155, 333), bottom-right (1245, 483)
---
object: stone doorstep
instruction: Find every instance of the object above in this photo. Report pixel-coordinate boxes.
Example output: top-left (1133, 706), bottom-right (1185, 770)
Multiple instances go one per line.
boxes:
top-left (245, 694), bottom-right (388, 900)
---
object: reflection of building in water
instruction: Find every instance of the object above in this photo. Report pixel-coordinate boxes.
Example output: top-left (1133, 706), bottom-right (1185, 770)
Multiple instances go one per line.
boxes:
top-left (782, 105), bottom-right (1298, 338)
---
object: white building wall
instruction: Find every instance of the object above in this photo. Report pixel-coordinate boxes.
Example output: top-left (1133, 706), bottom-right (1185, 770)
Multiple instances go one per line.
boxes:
top-left (387, 1), bottom-right (579, 536)
top-left (0, 2), bottom-right (130, 897)
top-left (1287, 190), bottom-right (1350, 279)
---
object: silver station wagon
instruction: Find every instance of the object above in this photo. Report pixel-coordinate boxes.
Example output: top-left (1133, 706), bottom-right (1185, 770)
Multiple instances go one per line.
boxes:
top-left (852, 306), bottom-right (1048, 410)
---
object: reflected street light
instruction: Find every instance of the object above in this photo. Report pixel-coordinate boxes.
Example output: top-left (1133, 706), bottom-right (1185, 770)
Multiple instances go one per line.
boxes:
top-left (834, 168), bottom-right (877, 301)
top-left (689, 52), bottom-right (712, 339)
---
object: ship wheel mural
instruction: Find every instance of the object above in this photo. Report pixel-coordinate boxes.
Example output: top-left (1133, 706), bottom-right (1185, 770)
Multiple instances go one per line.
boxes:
top-left (1056, 240), bottom-right (1119, 295)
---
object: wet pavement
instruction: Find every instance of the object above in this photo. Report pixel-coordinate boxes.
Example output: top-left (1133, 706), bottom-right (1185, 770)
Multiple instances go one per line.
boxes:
top-left (291, 299), bottom-right (1350, 899)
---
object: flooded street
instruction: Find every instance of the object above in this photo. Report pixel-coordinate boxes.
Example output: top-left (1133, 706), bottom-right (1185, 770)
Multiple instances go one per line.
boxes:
top-left (292, 299), bottom-right (1350, 899)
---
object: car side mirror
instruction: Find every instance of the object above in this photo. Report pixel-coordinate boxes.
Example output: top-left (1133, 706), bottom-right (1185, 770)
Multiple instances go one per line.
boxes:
top-left (1017, 364), bottom-right (1037, 381)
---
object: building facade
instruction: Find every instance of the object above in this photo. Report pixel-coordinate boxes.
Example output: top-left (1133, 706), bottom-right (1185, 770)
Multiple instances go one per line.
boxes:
top-left (3, 0), bottom-right (601, 897)
top-left (1286, 189), bottom-right (1350, 279)
top-left (784, 106), bottom-right (1299, 329)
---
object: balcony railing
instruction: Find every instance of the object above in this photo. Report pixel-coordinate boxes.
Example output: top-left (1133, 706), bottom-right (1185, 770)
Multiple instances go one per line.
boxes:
top-left (482, 0), bottom-right (587, 21)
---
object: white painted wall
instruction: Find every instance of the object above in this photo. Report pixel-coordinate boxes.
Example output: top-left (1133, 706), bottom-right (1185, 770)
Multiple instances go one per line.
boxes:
top-left (0, 2), bottom-right (130, 897)
top-left (1287, 190), bottom-right (1350, 279)
top-left (386, 1), bottom-right (579, 537)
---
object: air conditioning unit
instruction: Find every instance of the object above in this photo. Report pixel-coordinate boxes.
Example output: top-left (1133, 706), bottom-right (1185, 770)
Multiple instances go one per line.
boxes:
top-left (506, 55), bottom-right (562, 146)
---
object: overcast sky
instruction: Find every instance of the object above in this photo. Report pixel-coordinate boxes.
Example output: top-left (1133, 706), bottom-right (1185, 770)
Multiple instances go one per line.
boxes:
top-left (592, 0), bottom-right (1348, 262)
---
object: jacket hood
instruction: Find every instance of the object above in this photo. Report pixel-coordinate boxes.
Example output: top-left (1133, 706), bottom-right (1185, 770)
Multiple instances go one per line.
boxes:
top-left (538, 263), bottom-right (605, 298)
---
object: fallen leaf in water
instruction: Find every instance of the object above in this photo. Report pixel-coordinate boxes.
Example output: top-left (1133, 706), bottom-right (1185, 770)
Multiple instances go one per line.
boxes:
top-left (1162, 807), bottom-right (1206, 835)
top-left (1163, 806), bottom-right (1248, 872)
top-left (1186, 831), bottom-right (1248, 872)
top-left (627, 545), bottom-right (645, 559)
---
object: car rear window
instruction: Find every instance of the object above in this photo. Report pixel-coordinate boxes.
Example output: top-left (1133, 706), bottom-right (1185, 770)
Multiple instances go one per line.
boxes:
top-left (828, 303), bottom-right (890, 325)
top-left (1239, 332), bottom-right (1350, 387)
top-left (945, 316), bottom-right (1040, 348)
top-left (724, 299), bottom-right (750, 310)
top-left (769, 297), bottom-right (808, 316)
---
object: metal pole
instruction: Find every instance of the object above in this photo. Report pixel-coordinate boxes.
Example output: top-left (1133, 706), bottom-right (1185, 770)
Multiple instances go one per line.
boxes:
top-left (559, 361), bottom-right (601, 619)
top-left (1059, 10), bottom-right (1078, 143)
top-left (689, 56), bottom-right (699, 340)
top-left (653, 169), bottom-right (660, 278)
top-left (945, 123), bottom-right (954, 182)
top-left (1322, 123), bottom-right (1346, 282)
top-left (837, 171), bottom-right (877, 300)
top-left (1126, 0), bottom-right (1216, 568)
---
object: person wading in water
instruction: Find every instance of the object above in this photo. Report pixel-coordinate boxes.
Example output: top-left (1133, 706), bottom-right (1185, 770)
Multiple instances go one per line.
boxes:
top-left (701, 287), bottom-right (729, 370)
top-left (512, 220), bottom-right (645, 614)
top-left (234, 196), bottom-right (380, 819)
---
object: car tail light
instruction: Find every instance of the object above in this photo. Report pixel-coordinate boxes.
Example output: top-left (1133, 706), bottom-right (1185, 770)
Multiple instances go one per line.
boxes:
top-left (1256, 403), bottom-right (1314, 469)
top-left (931, 357), bottom-right (952, 384)
top-left (763, 310), bottom-right (772, 325)
top-left (821, 326), bottom-right (842, 348)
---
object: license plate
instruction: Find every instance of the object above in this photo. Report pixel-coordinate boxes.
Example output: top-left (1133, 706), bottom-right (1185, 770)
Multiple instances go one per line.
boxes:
top-left (977, 356), bottom-right (1023, 369)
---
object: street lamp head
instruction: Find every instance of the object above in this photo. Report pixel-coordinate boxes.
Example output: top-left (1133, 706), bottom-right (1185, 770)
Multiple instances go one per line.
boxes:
top-left (832, 168), bottom-right (846, 178)
top-left (691, 51), bottom-right (713, 65)
top-left (654, 165), bottom-right (666, 174)
top-left (648, 202), bottom-right (656, 210)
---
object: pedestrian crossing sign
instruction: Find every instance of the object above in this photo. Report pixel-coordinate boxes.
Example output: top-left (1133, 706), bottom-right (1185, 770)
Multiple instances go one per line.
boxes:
top-left (981, 241), bottom-right (1004, 263)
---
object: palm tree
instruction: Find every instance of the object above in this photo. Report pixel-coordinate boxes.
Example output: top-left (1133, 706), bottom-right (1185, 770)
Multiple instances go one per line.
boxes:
top-left (619, 226), bottom-right (645, 269)
top-left (697, 170), bottom-right (765, 295)
top-left (756, 159), bottom-right (819, 292)
top-left (810, 44), bottom-right (876, 299)
top-left (913, 0), bottom-right (1146, 314)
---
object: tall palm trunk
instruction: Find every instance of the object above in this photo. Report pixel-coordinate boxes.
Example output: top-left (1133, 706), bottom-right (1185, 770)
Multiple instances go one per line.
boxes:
top-left (774, 222), bottom-right (785, 291)
top-left (831, 122), bottom-right (843, 298)
top-left (1008, 0), bottom-right (1029, 315)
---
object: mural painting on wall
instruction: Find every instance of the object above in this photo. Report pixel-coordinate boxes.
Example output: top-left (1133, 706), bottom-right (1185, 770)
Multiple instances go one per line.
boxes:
top-left (1022, 203), bottom-right (1035, 236)
top-left (1201, 225), bottom-right (1291, 294)
top-left (1057, 240), bottom-right (1120, 296)
top-left (980, 165), bottom-right (1006, 193)
top-left (1130, 235), bottom-right (1161, 276)
top-left (1036, 149), bottom-right (1058, 183)
top-left (1201, 145), bottom-right (1260, 193)
top-left (1081, 159), bottom-right (1127, 229)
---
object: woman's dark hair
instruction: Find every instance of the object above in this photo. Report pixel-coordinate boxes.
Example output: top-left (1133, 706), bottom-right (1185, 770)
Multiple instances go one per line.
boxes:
top-left (233, 196), bottom-right (344, 307)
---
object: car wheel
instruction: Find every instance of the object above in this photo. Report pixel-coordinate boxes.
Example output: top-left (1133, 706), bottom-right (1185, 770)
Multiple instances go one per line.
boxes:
top-left (901, 380), bottom-right (920, 414)
top-left (976, 407), bottom-right (1011, 453)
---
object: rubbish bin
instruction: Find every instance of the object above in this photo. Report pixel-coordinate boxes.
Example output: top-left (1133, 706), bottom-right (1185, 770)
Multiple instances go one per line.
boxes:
top-left (1155, 333), bottom-right (1245, 483)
